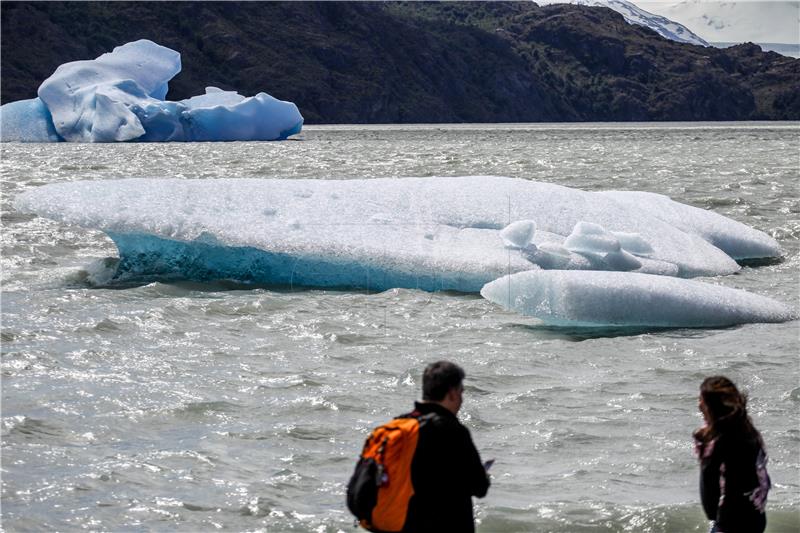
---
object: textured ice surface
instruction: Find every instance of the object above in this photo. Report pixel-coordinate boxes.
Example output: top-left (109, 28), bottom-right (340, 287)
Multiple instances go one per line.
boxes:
top-left (500, 220), bottom-right (536, 249)
top-left (37, 40), bottom-right (180, 142)
top-left (480, 270), bottom-right (794, 327)
top-left (603, 190), bottom-right (780, 260)
top-left (565, 221), bottom-right (623, 254)
top-left (14, 176), bottom-right (782, 293)
top-left (1, 40), bottom-right (303, 143)
top-left (0, 98), bottom-right (62, 142)
top-left (178, 87), bottom-right (304, 142)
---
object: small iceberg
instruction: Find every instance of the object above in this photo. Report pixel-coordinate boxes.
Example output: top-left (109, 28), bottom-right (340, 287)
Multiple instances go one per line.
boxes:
top-left (0, 40), bottom-right (303, 143)
top-left (480, 270), bottom-right (794, 328)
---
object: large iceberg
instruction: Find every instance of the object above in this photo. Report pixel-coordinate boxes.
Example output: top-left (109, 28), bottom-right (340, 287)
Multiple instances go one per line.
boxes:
top-left (13, 176), bottom-right (777, 277)
top-left (0, 40), bottom-right (303, 143)
top-left (14, 176), bottom-right (791, 326)
top-left (480, 270), bottom-right (794, 328)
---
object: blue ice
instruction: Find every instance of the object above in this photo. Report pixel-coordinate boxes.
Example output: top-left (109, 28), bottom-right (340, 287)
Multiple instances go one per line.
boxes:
top-left (0, 98), bottom-right (62, 142)
top-left (108, 233), bottom-right (491, 292)
top-left (0, 40), bottom-right (303, 143)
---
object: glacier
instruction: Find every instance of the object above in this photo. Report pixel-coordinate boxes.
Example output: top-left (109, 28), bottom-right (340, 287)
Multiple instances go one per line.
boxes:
top-left (537, 0), bottom-right (709, 46)
top-left (480, 270), bottom-right (794, 328)
top-left (0, 40), bottom-right (303, 143)
top-left (14, 176), bottom-right (791, 327)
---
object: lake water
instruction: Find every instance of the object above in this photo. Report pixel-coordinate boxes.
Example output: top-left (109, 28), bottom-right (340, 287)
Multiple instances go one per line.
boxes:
top-left (2, 123), bottom-right (799, 532)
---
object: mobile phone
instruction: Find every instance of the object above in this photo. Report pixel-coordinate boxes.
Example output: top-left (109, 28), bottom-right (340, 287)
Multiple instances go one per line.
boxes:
top-left (483, 459), bottom-right (495, 471)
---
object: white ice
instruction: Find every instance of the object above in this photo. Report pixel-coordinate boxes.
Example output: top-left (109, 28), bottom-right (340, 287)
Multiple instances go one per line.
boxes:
top-left (15, 176), bottom-right (792, 325)
top-left (500, 220), bottom-right (537, 248)
top-left (602, 190), bottom-right (781, 260)
top-left (480, 270), bottom-right (794, 327)
top-left (15, 176), bottom-right (782, 287)
top-left (1, 40), bottom-right (303, 143)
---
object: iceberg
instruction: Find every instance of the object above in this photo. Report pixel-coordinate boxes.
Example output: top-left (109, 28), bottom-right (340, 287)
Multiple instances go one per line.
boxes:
top-left (0, 98), bottom-right (62, 142)
top-left (0, 40), bottom-right (302, 143)
top-left (14, 176), bottom-right (783, 291)
top-left (480, 270), bottom-right (794, 327)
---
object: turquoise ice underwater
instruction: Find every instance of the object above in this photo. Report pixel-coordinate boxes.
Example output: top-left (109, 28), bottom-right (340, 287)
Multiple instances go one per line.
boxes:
top-left (1, 124), bottom-right (798, 531)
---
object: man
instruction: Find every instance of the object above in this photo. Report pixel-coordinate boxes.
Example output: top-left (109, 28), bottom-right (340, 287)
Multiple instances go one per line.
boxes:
top-left (402, 361), bottom-right (490, 533)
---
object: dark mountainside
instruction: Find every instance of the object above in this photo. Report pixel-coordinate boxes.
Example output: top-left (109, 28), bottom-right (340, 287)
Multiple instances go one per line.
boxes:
top-left (2, 1), bottom-right (798, 122)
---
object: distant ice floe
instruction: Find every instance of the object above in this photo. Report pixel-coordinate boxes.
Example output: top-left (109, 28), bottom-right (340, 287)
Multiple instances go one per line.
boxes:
top-left (14, 176), bottom-right (791, 327)
top-left (0, 40), bottom-right (303, 143)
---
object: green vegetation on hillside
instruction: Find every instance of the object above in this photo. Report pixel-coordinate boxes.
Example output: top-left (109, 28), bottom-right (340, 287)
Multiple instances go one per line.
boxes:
top-left (2, 1), bottom-right (797, 122)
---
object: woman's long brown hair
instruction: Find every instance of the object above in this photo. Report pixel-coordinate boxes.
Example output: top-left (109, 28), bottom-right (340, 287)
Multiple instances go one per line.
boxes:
top-left (693, 376), bottom-right (760, 445)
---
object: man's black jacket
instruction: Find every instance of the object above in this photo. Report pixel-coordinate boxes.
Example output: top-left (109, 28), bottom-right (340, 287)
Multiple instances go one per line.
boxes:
top-left (401, 401), bottom-right (490, 533)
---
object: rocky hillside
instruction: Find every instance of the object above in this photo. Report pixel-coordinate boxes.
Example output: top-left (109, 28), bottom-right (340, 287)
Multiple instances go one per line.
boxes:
top-left (2, 1), bottom-right (797, 122)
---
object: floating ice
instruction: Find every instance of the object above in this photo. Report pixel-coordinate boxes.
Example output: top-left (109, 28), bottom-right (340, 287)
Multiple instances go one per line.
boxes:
top-left (0, 98), bottom-right (62, 142)
top-left (177, 87), bottom-right (303, 142)
top-left (500, 220), bottom-right (537, 249)
top-left (0, 40), bottom-right (303, 143)
top-left (611, 231), bottom-right (653, 257)
top-left (525, 242), bottom-right (572, 269)
top-left (14, 176), bottom-right (783, 295)
top-left (603, 190), bottom-right (780, 260)
top-left (565, 221), bottom-right (623, 254)
top-left (602, 249), bottom-right (642, 271)
top-left (480, 270), bottom-right (795, 327)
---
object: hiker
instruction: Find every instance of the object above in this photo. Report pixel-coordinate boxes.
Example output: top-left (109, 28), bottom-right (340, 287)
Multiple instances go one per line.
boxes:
top-left (347, 360), bottom-right (490, 532)
top-left (403, 360), bottom-right (490, 532)
top-left (694, 376), bottom-right (770, 533)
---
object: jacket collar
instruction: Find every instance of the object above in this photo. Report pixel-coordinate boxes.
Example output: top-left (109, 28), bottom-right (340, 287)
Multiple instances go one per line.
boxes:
top-left (414, 400), bottom-right (456, 419)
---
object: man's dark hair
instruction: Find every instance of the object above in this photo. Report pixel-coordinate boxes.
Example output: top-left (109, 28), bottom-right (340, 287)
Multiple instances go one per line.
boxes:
top-left (422, 361), bottom-right (465, 401)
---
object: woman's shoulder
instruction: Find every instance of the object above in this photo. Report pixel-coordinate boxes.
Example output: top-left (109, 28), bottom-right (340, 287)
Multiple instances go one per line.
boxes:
top-left (717, 428), bottom-right (765, 458)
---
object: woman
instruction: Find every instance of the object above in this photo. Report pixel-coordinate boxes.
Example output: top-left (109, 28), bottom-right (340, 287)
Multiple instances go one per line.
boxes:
top-left (694, 376), bottom-right (771, 533)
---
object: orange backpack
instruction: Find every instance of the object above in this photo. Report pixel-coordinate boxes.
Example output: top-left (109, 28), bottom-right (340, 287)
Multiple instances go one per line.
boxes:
top-left (346, 412), bottom-right (432, 532)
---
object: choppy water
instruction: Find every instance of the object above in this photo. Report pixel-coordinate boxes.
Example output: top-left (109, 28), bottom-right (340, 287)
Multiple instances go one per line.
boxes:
top-left (2, 123), bottom-right (799, 532)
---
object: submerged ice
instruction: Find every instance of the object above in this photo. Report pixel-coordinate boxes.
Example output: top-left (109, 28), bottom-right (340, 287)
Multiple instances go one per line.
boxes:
top-left (0, 40), bottom-right (303, 143)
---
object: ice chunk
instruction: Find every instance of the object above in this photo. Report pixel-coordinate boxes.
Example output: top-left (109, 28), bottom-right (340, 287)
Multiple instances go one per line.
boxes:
top-left (1, 40), bottom-right (303, 143)
top-left (611, 231), bottom-right (654, 257)
top-left (564, 221), bottom-right (622, 254)
top-left (603, 249), bottom-right (642, 271)
top-left (603, 190), bottom-right (781, 260)
top-left (182, 91), bottom-right (304, 141)
top-left (0, 98), bottom-right (62, 142)
top-left (181, 87), bottom-right (246, 109)
top-left (480, 270), bottom-right (795, 327)
top-left (13, 177), bottom-right (779, 290)
top-left (522, 242), bottom-right (572, 269)
top-left (500, 220), bottom-right (536, 248)
top-left (38, 40), bottom-right (180, 142)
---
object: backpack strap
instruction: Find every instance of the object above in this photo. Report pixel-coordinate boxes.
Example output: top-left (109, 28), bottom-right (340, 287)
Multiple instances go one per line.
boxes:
top-left (395, 409), bottom-right (436, 428)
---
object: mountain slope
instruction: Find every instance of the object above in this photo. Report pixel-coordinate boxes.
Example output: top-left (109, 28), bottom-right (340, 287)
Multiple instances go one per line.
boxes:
top-left (1, 1), bottom-right (797, 122)
top-left (538, 0), bottom-right (708, 45)
top-left (638, 1), bottom-right (800, 57)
